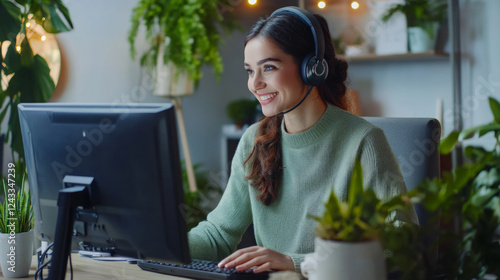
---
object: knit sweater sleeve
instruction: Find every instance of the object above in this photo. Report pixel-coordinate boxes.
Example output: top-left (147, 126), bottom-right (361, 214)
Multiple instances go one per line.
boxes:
top-left (358, 126), bottom-right (419, 225)
top-left (187, 126), bottom-right (256, 262)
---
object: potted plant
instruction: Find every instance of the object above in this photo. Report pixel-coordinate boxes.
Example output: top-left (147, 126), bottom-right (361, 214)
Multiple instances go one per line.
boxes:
top-left (0, 173), bottom-right (34, 278)
top-left (181, 161), bottom-right (223, 231)
top-left (408, 97), bottom-right (500, 279)
top-left (302, 160), bottom-right (417, 280)
top-left (226, 98), bottom-right (259, 129)
top-left (0, 0), bottom-right (73, 185)
top-left (127, 0), bottom-right (241, 96)
top-left (382, 0), bottom-right (447, 53)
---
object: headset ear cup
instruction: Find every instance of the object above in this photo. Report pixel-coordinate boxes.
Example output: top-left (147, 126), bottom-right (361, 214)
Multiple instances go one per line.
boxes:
top-left (301, 55), bottom-right (328, 87)
top-left (300, 54), bottom-right (315, 86)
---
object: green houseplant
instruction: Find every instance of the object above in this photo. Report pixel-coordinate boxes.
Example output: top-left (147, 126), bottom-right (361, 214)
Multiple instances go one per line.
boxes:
top-left (128, 0), bottom-right (241, 89)
top-left (408, 97), bottom-right (500, 279)
top-left (226, 98), bottom-right (259, 129)
top-left (305, 98), bottom-right (500, 280)
top-left (181, 161), bottom-right (222, 230)
top-left (382, 0), bottom-right (447, 53)
top-left (304, 159), bottom-right (418, 280)
top-left (0, 0), bottom-right (73, 185)
top-left (0, 173), bottom-right (34, 277)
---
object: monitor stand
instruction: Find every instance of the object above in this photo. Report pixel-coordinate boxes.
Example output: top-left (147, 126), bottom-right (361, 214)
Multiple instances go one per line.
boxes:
top-left (48, 176), bottom-right (94, 280)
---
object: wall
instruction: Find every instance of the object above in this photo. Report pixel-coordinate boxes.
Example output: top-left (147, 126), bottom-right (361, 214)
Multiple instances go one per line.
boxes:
top-left (49, 0), bottom-right (252, 181)
top-left (458, 0), bottom-right (500, 149)
top-left (5, 0), bottom-right (498, 178)
top-left (47, 1), bottom-right (291, 181)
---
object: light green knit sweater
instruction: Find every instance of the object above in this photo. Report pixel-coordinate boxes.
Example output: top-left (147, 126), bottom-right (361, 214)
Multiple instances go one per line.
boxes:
top-left (188, 104), bottom-right (418, 272)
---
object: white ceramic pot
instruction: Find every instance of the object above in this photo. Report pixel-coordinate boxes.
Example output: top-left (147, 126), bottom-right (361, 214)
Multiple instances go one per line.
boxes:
top-left (408, 23), bottom-right (438, 53)
top-left (0, 229), bottom-right (34, 278)
top-left (301, 237), bottom-right (386, 280)
top-left (344, 44), bottom-right (368, 57)
top-left (154, 40), bottom-right (194, 97)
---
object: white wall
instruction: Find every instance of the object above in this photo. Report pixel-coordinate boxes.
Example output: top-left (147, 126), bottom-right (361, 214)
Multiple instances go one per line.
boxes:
top-left (458, 0), bottom-right (500, 149)
top-left (49, 0), bottom-right (253, 180)
top-left (5, 0), bottom-right (498, 176)
top-left (314, 0), bottom-right (499, 144)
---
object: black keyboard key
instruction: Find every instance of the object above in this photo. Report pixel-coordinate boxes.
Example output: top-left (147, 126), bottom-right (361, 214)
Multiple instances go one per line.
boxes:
top-left (138, 259), bottom-right (273, 280)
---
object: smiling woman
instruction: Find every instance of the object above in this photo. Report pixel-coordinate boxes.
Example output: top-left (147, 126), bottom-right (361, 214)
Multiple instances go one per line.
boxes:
top-left (187, 6), bottom-right (417, 275)
top-left (244, 37), bottom-right (309, 117)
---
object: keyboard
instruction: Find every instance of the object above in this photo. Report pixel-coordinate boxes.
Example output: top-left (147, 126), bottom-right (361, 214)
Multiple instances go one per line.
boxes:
top-left (138, 259), bottom-right (274, 280)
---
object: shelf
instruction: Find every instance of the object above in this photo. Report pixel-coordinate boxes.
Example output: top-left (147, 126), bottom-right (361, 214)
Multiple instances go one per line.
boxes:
top-left (339, 51), bottom-right (449, 63)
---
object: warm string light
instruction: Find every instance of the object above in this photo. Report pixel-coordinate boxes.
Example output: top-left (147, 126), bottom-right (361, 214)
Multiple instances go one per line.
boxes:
top-left (14, 17), bottom-right (49, 54)
top-left (351, 1), bottom-right (360, 9)
top-left (246, 0), bottom-right (329, 8)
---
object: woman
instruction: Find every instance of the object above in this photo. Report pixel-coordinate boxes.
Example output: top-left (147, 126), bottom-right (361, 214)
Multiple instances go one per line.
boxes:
top-left (188, 7), bottom-right (418, 273)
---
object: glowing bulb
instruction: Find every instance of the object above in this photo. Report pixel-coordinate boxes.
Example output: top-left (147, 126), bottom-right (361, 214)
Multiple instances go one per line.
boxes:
top-left (248, 0), bottom-right (257, 5)
top-left (41, 35), bottom-right (46, 41)
top-left (318, 1), bottom-right (326, 9)
top-left (15, 45), bottom-right (21, 53)
top-left (351, 1), bottom-right (360, 9)
top-left (26, 22), bottom-right (31, 28)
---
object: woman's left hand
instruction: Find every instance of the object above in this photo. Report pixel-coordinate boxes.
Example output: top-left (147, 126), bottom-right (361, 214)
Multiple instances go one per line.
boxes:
top-left (217, 246), bottom-right (294, 273)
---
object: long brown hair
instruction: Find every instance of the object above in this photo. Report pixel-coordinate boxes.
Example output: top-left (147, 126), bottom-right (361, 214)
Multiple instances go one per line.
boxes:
top-left (244, 12), bottom-right (348, 205)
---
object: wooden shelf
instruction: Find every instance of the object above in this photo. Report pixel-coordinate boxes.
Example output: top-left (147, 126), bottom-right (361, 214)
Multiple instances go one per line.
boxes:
top-left (339, 51), bottom-right (449, 63)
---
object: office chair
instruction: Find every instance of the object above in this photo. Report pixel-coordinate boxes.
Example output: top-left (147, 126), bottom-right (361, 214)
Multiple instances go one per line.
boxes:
top-left (237, 117), bottom-right (441, 270)
top-left (364, 117), bottom-right (441, 275)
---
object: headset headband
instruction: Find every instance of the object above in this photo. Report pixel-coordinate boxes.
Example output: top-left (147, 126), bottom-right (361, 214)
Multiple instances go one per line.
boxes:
top-left (270, 6), bottom-right (325, 61)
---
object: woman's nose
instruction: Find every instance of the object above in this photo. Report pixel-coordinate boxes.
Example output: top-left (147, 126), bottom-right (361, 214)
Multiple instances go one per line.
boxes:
top-left (251, 73), bottom-right (265, 93)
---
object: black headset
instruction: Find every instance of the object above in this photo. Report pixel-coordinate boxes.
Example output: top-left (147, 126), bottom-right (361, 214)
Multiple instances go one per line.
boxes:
top-left (270, 6), bottom-right (329, 87)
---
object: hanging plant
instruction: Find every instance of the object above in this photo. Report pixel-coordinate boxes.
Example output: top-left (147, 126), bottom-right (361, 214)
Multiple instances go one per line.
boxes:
top-left (128, 0), bottom-right (241, 88)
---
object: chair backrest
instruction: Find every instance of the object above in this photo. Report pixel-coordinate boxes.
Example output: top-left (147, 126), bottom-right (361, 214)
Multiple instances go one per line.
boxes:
top-left (238, 117), bottom-right (442, 265)
top-left (364, 117), bottom-right (441, 267)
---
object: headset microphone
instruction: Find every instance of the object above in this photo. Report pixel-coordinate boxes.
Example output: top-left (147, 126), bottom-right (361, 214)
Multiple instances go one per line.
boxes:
top-left (277, 86), bottom-right (313, 117)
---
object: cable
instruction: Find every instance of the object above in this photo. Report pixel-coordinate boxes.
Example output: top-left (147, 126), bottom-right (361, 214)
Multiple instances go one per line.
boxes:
top-left (35, 242), bottom-right (54, 280)
top-left (69, 252), bottom-right (73, 280)
top-left (35, 242), bottom-right (73, 280)
top-left (277, 85), bottom-right (313, 116)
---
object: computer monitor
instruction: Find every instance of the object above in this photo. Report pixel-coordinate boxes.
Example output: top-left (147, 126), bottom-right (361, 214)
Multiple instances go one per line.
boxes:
top-left (18, 103), bottom-right (190, 279)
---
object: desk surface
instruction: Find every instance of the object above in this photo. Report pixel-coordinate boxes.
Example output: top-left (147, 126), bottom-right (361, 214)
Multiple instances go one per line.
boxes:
top-left (0, 254), bottom-right (187, 280)
top-left (0, 254), bottom-right (302, 280)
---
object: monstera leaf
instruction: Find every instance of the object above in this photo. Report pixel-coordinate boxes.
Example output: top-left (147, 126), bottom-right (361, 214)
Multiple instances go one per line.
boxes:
top-left (0, 0), bottom-right (72, 185)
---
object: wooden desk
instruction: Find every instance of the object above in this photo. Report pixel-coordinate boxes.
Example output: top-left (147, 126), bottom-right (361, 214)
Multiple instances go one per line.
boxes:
top-left (0, 254), bottom-right (303, 280)
top-left (0, 254), bottom-right (190, 280)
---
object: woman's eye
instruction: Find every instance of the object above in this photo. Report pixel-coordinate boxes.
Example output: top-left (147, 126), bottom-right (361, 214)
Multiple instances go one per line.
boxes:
top-left (245, 68), bottom-right (254, 75)
top-left (264, 65), bottom-right (276, 71)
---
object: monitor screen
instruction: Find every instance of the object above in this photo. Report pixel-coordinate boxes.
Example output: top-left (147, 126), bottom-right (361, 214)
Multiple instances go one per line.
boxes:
top-left (18, 103), bottom-right (190, 264)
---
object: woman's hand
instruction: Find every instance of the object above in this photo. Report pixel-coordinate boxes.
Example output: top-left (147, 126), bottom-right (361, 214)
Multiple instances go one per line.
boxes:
top-left (218, 246), bottom-right (294, 273)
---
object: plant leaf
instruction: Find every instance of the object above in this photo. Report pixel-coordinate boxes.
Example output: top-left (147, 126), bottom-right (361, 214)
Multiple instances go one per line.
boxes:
top-left (459, 124), bottom-right (500, 141)
top-left (0, 0), bottom-right (21, 42)
top-left (347, 159), bottom-right (363, 215)
top-left (489, 97), bottom-right (500, 124)
top-left (3, 42), bottom-right (21, 75)
top-left (325, 190), bottom-right (343, 222)
top-left (464, 146), bottom-right (488, 161)
top-left (31, 1), bottom-right (73, 33)
top-left (7, 54), bottom-right (55, 103)
top-left (440, 130), bottom-right (460, 154)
